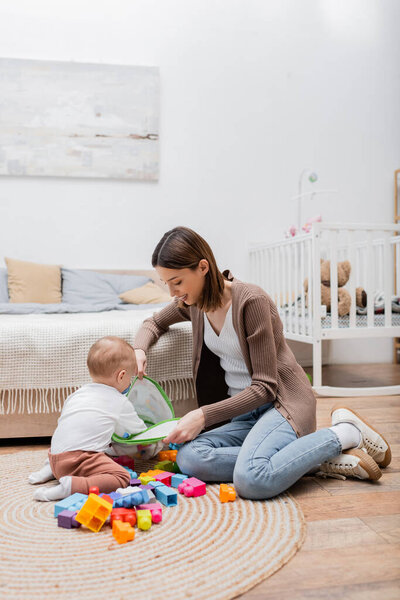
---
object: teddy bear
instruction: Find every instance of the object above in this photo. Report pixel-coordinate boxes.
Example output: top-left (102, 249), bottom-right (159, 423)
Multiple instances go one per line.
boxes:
top-left (304, 259), bottom-right (366, 316)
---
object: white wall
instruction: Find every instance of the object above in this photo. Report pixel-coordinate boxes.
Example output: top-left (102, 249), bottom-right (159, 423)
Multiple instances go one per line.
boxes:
top-left (0, 0), bottom-right (399, 363)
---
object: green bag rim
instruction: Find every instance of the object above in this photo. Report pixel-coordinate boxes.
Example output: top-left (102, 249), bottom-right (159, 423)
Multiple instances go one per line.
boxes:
top-left (111, 375), bottom-right (176, 445)
top-left (112, 418), bottom-right (180, 445)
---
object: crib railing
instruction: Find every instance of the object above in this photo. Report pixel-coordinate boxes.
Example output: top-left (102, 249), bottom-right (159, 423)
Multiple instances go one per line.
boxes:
top-left (249, 223), bottom-right (400, 341)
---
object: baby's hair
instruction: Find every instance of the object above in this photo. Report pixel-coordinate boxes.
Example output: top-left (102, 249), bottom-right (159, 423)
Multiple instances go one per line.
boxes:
top-left (87, 336), bottom-right (136, 378)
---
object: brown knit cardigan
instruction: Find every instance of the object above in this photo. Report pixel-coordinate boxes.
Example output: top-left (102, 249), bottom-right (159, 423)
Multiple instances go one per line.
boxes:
top-left (133, 273), bottom-right (316, 438)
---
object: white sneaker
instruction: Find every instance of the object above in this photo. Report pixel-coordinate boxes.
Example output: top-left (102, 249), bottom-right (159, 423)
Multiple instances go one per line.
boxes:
top-left (331, 405), bottom-right (392, 467)
top-left (317, 449), bottom-right (382, 481)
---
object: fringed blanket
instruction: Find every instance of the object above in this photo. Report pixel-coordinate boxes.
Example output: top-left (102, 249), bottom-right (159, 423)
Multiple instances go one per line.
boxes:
top-left (0, 310), bottom-right (194, 415)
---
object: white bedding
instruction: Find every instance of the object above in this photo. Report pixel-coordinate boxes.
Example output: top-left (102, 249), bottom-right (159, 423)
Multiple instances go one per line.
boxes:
top-left (0, 309), bottom-right (194, 415)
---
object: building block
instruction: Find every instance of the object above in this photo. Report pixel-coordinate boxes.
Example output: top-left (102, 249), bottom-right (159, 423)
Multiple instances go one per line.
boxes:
top-left (106, 491), bottom-right (123, 507)
top-left (137, 502), bottom-right (163, 523)
top-left (110, 508), bottom-right (137, 527)
top-left (171, 474), bottom-right (188, 488)
top-left (123, 467), bottom-right (138, 478)
top-left (89, 486), bottom-right (99, 495)
top-left (57, 509), bottom-right (81, 529)
top-left (154, 460), bottom-right (181, 473)
top-left (54, 493), bottom-right (88, 518)
top-left (155, 471), bottom-right (174, 486)
top-left (157, 450), bottom-right (178, 462)
top-left (136, 509), bottom-right (152, 530)
top-left (114, 488), bottom-right (149, 508)
top-left (169, 442), bottom-right (183, 450)
top-left (146, 470), bottom-right (164, 476)
top-left (139, 474), bottom-right (156, 485)
top-left (178, 477), bottom-right (206, 498)
top-left (149, 480), bottom-right (164, 489)
top-left (112, 456), bottom-right (135, 470)
top-left (154, 460), bottom-right (173, 471)
top-left (137, 487), bottom-right (155, 500)
top-left (117, 485), bottom-right (141, 494)
top-left (112, 520), bottom-right (135, 544)
top-left (219, 484), bottom-right (236, 503)
top-left (154, 485), bottom-right (178, 507)
top-left (99, 493), bottom-right (114, 505)
top-left (75, 493), bottom-right (113, 532)
top-left (130, 478), bottom-right (141, 487)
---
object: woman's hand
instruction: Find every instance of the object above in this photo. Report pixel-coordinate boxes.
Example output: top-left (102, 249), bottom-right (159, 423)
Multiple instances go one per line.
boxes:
top-left (163, 408), bottom-right (205, 445)
top-left (134, 349), bottom-right (147, 379)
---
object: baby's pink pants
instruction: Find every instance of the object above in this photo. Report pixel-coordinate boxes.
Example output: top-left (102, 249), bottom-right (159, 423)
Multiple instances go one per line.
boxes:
top-left (48, 449), bottom-right (130, 494)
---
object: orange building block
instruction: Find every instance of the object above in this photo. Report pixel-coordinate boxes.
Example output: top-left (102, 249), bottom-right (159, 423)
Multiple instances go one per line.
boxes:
top-left (112, 520), bottom-right (135, 544)
top-left (219, 484), bottom-right (236, 503)
top-left (157, 450), bottom-right (178, 462)
top-left (75, 493), bottom-right (113, 532)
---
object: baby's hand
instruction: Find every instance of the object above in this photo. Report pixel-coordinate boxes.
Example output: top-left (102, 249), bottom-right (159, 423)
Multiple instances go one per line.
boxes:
top-left (137, 441), bottom-right (164, 460)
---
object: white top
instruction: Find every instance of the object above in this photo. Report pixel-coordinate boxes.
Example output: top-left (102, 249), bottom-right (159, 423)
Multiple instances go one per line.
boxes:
top-left (203, 305), bottom-right (252, 397)
top-left (51, 383), bottom-right (146, 454)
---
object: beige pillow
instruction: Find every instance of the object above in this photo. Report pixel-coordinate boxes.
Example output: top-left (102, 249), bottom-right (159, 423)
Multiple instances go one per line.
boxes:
top-left (6, 257), bottom-right (62, 303)
top-left (120, 281), bottom-right (172, 304)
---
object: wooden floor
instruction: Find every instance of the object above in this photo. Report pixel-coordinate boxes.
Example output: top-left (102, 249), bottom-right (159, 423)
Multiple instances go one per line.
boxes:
top-left (1, 364), bottom-right (399, 599)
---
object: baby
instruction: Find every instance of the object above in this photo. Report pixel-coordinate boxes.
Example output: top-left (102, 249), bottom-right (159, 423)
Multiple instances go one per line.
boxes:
top-left (29, 336), bottom-right (160, 501)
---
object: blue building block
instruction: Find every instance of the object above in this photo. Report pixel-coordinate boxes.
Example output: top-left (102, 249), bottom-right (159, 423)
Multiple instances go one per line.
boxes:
top-left (122, 467), bottom-right (137, 478)
top-left (169, 443), bottom-right (183, 451)
top-left (154, 485), bottom-right (178, 507)
top-left (108, 491), bottom-right (122, 503)
top-left (149, 480), bottom-right (164, 489)
top-left (114, 489), bottom-right (150, 508)
top-left (54, 493), bottom-right (88, 518)
top-left (171, 474), bottom-right (188, 488)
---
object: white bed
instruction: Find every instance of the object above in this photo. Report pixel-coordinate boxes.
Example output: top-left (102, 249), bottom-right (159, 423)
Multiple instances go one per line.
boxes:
top-left (0, 269), bottom-right (196, 438)
top-left (249, 223), bottom-right (400, 396)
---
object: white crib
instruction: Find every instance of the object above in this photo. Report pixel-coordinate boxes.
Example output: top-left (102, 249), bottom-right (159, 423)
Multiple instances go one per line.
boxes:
top-left (249, 223), bottom-right (400, 396)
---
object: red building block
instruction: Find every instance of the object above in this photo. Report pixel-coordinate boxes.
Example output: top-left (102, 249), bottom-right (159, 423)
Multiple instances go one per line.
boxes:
top-left (178, 477), bottom-right (206, 497)
top-left (99, 493), bottom-right (114, 506)
top-left (110, 508), bottom-right (137, 527)
top-left (113, 456), bottom-right (135, 470)
top-left (154, 471), bottom-right (174, 487)
top-left (89, 486), bottom-right (99, 495)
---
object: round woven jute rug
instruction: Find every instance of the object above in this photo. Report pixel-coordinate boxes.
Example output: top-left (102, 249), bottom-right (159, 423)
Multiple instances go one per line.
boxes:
top-left (0, 450), bottom-right (306, 600)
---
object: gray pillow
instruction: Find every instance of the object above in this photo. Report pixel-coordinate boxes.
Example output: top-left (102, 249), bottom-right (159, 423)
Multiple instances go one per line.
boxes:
top-left (0, 268), bottom-right (9, 302)
top-left (61, 269), bottom-right (150, 305)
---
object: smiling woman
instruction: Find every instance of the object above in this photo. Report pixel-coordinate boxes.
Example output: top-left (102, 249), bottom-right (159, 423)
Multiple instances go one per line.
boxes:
top-left (151, 227), bottom-right (226, 312)
top-left (132, 226), bottom-right (391, 501)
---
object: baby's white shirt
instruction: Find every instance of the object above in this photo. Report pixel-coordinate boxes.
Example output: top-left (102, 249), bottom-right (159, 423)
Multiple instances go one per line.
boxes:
top-left (50, 383), bottom-right (146, 454)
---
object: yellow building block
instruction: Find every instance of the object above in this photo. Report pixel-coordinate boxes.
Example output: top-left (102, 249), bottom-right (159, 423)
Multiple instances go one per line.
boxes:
top-left (137, 509), bottom-right (152, 531)
top-left (75, 493), bottom-right (113, 532)
top-left (139, 473), bottom-right (156, 485)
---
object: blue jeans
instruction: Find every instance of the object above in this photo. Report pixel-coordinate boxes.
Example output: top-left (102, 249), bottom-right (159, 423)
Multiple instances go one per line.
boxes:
top-left (176, 402), bottom-right (342, 499)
